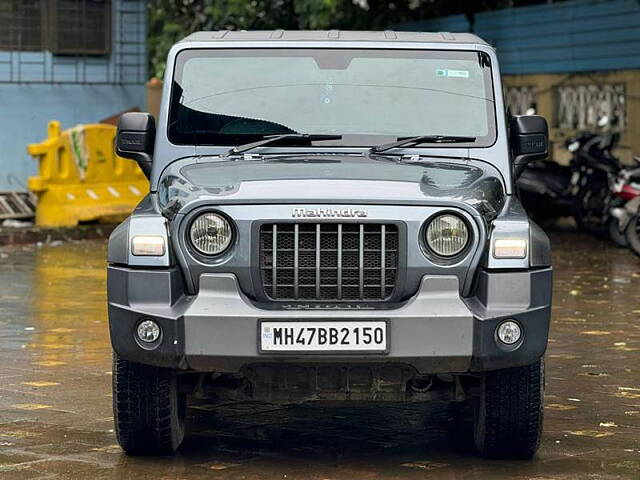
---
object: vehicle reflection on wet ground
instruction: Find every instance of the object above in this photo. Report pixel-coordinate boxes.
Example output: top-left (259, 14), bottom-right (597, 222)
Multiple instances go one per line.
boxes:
top-left (1, 231), bottom-right (639, 479)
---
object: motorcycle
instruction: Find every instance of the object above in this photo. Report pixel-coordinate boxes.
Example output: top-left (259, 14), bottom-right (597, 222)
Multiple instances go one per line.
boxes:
top-left (518, 115), bottom-right (623, 234)
top-left (619, 156), bottom-right (640, 256)
top-left (517, 105), bottom-right (575, 224)
top-left (566, 116), bottom-right (622, 235)
top-left (517, 159), bottom-right (575, 224)
top-left (625, 211), bottom-right (640, 257)
top-left (608, 160), bottom-right (640, 247)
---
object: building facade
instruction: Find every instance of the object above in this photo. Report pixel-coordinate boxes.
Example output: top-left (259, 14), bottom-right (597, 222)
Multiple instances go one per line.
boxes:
top-left (0, 0), bottom-right (147, 190)
top-left (399, 0), bottom-right (640, 163)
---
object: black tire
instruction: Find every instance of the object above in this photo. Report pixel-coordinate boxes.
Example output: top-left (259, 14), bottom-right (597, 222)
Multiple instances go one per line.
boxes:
top-left (448, 401), bottom-right (475, 452)
top-left (573, 172), bottom-right (611, 236)
top-left (609, 217), bottom-right (628, 247)
top-left (473, 359), bottom-right (544, 459)
top-left (626, 215), bottom-right (640, 257)
top-left (113, 353), bottom-right (186, 455)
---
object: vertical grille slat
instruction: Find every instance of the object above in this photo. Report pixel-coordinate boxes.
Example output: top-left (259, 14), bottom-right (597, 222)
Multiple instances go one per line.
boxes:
top-left (381, 225), bottom-right (386, 298)
top-left (293, 224), bottom-right (299, 299)
top-left (337, 224), bottom-right (343, 300)
top-left (359, 224), bottom-right (364, 300)
top-left (260, 222), bottom-right (398, 302)
top-left (315, 224), bottom-right (321, 300)
top-left (272, 224), bottom-right (278, 299)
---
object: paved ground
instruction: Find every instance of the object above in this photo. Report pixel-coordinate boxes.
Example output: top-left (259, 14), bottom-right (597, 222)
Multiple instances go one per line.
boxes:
top-left (1, 231), bottom-right (639, 479)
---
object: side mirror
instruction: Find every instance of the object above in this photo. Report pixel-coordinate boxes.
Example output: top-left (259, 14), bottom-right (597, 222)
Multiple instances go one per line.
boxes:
top-left (116, 112), bottom-right (155, 178)
top-left (510, 115), bottom-right (548, 178)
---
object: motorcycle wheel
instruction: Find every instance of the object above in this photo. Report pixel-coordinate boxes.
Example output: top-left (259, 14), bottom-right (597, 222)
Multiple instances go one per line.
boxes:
top-left (625, 215), bottom-right (640, 257)
top-left (608, 217), bottom-right (628, 247)
top-left (574, 185), bottom-right (610, 236)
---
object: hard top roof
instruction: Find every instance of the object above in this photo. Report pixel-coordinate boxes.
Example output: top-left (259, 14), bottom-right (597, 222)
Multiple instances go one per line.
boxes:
top-left (180, 30), bottom-right (488, 46)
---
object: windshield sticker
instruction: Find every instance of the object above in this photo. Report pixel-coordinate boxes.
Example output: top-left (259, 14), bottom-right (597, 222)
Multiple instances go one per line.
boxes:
top-left (436, 69), bottom-right (469, 78)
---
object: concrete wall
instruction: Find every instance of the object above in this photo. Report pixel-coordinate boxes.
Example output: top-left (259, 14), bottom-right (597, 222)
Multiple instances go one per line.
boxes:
top-left (0, 0), bottom-right (147, 190)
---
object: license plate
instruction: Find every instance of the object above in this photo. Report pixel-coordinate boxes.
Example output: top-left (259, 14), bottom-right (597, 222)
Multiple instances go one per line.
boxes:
top-left (259, 320), bottom-right (388, 353)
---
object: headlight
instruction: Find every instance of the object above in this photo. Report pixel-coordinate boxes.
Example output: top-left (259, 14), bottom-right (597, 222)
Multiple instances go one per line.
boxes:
top-left (425, 214), bottom-right (469, 257)
top-left (189, 212), bottom-right (233, 255)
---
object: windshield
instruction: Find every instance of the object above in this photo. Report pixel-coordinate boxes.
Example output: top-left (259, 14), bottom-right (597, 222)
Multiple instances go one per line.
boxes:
top-left (169, 48), bottom-right (496, 147)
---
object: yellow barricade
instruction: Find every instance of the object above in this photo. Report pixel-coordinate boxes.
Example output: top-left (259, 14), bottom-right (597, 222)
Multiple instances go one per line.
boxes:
top-left (27, 121), bottom-right (149, 227)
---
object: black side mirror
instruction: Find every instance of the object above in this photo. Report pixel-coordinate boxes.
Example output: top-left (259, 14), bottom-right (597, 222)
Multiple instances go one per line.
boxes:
top-left (116, 112), bottom-right (155, 178)
top-left (510, 115), bottom-right (548, 178)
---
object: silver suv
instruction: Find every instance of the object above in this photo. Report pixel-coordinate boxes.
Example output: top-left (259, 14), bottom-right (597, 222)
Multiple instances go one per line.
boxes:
top-left (108, 30), bottom-right (552, 458)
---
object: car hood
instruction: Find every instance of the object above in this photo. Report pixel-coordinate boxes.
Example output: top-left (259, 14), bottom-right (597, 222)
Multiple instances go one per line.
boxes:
top-left (157, 155), bottom-right (506, 219)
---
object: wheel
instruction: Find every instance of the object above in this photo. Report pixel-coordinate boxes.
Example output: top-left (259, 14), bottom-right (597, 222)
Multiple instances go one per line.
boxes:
top-left (473, 359), bottom-right (544, 459)
top-left (626, 215), bottom-right (640, 257)
top-left (574, 188), bottom-right (609, 235)
top-left (608, 217), bottom-right (628, 247)
top-left (573, 170), bottom-right (610, 236)
top-left (112, 353), bottom-right (186, 455)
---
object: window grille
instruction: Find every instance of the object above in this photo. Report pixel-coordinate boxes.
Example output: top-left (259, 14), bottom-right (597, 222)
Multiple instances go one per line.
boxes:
top-left (505, 86), bottom-right (537, 116)
top-left (0, 0), bottom-right (45, 51)
top-left (0, 0), bottom-right (145, 84)
top-left (49, 0), bottom-right (111, 55)
top-left (555, 84), bottom-right (626, 131)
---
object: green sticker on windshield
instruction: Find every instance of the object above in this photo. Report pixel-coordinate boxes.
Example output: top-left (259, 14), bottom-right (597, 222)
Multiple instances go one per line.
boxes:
top-left (436, 69), bottom-right (469, 78)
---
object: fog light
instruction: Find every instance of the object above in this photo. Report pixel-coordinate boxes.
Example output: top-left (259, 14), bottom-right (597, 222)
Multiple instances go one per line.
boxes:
top-left (497, 320), bottom-right (522, 345)
top-left (137, 319), bottom-right (161, 343)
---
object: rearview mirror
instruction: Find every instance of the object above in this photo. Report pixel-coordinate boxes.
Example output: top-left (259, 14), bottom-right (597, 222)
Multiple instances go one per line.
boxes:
top-left (116, 112), bottom-right (155, 178)
top-left (510, 115), bottom-right (548, 178)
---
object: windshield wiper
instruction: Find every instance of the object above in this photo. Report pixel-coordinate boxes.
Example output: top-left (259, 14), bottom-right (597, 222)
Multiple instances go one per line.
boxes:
top-left (220, 133), bottom-right (342, 158)
top-left (368, 135), bottom-right (476, 155)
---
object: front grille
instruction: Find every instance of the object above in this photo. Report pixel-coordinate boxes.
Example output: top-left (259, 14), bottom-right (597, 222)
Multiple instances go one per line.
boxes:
top-left (259, 223), bottom-right (399, 301)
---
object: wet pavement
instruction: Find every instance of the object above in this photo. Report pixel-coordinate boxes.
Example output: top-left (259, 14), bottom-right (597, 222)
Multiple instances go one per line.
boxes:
top-left (1, 232), bottom-right (639, 479)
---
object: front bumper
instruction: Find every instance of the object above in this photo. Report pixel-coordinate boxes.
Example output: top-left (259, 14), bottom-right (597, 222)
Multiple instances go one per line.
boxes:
top-left (108, 266), bottom-right (552, 374)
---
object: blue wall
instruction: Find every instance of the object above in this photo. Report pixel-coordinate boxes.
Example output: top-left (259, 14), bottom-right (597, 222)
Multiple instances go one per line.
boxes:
top-left (396, 0), bottom-right (640, 75)
top-left (0, 0), bottom-right (147, 190)
top-left (0, 84), bottom-right (145, 189)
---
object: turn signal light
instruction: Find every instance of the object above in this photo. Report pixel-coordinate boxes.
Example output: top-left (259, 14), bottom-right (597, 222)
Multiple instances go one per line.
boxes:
top-left (493, 238), bottom-right (527, 259)
top-left (131, 235), bottom-right (166, 256)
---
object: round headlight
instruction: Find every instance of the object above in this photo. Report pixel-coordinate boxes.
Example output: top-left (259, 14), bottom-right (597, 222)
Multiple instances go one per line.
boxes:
top-left (425, 214), bottom-right (469, 257)
top-left (189, 212), bottom-right (233, 255)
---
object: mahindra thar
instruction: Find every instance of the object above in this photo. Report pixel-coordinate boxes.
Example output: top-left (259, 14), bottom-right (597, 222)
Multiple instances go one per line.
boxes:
top-left (108, 30), bottom-right (551, 458)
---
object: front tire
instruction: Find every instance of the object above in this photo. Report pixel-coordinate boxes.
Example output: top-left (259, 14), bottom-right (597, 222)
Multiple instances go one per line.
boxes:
top-left (473, 359), bottom-right (544, 459)
top-left (574, 174), bottom-right (610, 236)
top-left (112, 353), bottom-right (186, 455)
top-left (609, 217), bottom-right (628, 247)
top-left (626, 215), bottom-right (640, 257)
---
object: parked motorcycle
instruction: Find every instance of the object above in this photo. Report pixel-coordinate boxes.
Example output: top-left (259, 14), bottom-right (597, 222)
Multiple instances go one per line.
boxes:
top-left (626, 212), bottom-right (640, 257)
top-left (517, 159), bottom-right (575, 224)
top-left (570, 117), bottom-right (622, 234)
top-left (618, 157), bottom-right (640, 256)
top-left (517, 105), bottom-right (575, 224)
top-left (608, 161), bottom-right (640, 246)
top-left (518, 115), bottom-right (623, 235)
